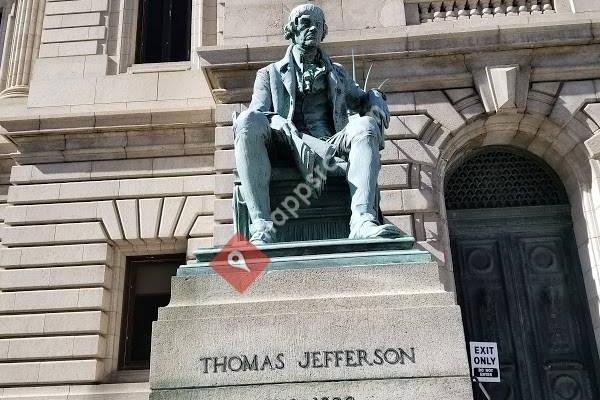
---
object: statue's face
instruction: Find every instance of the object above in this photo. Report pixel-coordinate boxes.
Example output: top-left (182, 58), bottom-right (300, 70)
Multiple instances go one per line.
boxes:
top-left (293, 11), bottom-right (324, 49)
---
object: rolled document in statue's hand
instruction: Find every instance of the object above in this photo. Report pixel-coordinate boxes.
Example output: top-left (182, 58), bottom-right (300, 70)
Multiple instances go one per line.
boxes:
top-left (290, 133), bottom-right (336, 198)
top-left (290, 132), bottom-right (314, 183)
top-left (301, 134), bottom-right (336, 169)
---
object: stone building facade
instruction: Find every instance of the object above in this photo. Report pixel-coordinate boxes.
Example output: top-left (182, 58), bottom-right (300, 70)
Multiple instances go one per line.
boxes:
top-left (0, 0), bottom-right (599, 399)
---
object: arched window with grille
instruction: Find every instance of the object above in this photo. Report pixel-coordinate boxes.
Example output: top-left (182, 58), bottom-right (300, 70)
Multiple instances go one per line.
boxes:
top-left (445, 147), bottom-right (568, 210)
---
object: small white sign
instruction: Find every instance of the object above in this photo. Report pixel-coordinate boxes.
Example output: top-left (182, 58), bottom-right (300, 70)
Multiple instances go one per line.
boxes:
top-left (469, 341), bottom-right (500, 383)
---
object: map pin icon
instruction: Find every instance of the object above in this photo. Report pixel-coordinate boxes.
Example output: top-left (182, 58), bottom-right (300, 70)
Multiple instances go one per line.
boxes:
top-left (227, 250), bottom-right (250, 272)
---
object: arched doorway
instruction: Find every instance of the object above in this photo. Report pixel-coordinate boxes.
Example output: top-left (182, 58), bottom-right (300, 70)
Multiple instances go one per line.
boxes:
top-left (445, 146), bottom-right (600, 400)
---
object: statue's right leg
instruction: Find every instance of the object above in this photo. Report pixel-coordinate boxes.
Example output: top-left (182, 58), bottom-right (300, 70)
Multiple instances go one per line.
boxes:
top-left (233, 110), bottom-right (275, 243)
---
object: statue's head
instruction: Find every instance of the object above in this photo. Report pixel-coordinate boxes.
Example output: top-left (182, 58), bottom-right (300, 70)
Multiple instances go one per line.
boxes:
top-left (284, 4), bottom-right (328, 49)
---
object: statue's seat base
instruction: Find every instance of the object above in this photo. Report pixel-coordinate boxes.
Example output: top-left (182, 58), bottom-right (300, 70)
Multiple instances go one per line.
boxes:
top-left (232, 156), bottom-right (392, 243)
top-left (234, 160), bottom-right (354, 242)
top-left (270, 158), bottom-right (347, 180)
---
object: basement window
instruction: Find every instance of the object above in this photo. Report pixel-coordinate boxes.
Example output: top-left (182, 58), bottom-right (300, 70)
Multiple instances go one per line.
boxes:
top-left (119, 255), bottom-right (183, 370)
top-left (136, 0), bottom-right (192, 64)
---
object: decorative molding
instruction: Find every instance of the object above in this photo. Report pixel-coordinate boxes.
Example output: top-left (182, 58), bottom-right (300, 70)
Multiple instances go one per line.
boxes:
top-left (199, 17), bottom-right (598, 104)
top-left (412, 0), bottom-right (555, 23)
top-left (0, 108), bottom-right (215, 164)
top-left (0, 108), bottom-right (214, 135)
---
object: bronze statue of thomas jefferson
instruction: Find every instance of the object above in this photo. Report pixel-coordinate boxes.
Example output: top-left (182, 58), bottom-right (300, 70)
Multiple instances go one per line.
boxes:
top-left (234, 4), bottom-right (402, 244)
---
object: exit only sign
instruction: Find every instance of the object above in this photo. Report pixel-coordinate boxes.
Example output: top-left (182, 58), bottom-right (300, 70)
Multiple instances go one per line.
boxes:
top-left (469, 341), bottom-right (501, 383)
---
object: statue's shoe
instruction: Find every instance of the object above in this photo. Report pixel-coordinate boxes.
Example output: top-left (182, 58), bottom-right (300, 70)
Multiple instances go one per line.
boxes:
top-left (250, 232), bottom-right (275, 246)
top-left (249, 229), bottom-right (276, 245)
top-left (249, 220), bottom-right (277, 245)
top-left (349, 220), bottom-right (404, 240)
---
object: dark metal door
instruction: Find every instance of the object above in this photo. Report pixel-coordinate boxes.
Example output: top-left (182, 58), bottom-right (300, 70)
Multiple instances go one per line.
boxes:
top-left (449, 205), bottom-right (600, 400)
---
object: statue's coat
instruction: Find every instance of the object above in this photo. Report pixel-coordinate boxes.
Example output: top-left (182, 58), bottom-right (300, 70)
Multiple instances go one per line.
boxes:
top-left (248, 45), bottom-right (369, 135)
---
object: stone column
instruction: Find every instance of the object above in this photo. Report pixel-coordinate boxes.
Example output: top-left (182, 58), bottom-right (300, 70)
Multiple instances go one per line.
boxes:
top-left (0, 1), bottom-right (17, 92)
top-left (0, 0), bottom-right (44, 98)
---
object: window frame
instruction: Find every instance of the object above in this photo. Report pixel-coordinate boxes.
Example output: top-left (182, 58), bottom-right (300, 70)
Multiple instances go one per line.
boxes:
top-left (135, 0), bottom-right (192, 65)
top-left (118, 254), bottom-right (184, 371)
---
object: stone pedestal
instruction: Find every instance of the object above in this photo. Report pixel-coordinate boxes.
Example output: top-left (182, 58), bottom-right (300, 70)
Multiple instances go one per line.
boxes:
top-left (149, 239), bottom-right (473, 400)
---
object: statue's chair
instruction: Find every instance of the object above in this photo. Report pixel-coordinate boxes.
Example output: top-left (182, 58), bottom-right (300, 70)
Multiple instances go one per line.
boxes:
top-left (232, 113), bottom-right (383, 243)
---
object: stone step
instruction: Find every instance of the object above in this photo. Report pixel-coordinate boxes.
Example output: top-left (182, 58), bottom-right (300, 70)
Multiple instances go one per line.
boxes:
top-left (159, 291), bottom-right (456, 320)
top-left (150, 376), bottom-right (472, 400)
top-left (182, 248), bottom-right (430, 273)
top-left (191, 237), bottom-right (419, 264)
top-left (170, 262), bottom-right (444, 306)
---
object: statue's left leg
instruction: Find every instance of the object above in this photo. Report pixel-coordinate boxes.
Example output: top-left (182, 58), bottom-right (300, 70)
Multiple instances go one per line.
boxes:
top-left (339, 116), bottom-right (380, 227)
top-left (338, 116), bottom-right (403, 239)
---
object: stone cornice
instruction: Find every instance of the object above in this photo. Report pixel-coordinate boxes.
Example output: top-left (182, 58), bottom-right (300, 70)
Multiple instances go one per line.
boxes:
top-left (199, 15), bottom-right (600, 103)
top-left (0, 107), bottom-right (215, 164)
top-left (0, 107), bottom-right (214, 135)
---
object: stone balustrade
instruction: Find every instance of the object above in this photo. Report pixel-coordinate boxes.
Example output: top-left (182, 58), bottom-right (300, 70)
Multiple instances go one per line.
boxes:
top-left (416, 0), bottom-right (554, 22)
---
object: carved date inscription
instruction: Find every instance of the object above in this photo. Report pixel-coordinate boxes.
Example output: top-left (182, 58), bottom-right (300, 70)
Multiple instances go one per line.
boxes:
top-left (198, 347), bottom-right (416, 374)
top-left (277, 397), bottom-right (355, 400)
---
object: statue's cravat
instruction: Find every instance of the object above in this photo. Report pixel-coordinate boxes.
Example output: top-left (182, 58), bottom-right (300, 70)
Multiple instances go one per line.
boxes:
top-left (300, 63), bottom-right (328, 94)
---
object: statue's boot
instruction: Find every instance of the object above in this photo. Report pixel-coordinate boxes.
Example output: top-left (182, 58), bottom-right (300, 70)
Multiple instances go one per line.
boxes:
top-left (349, 219), bottom-right (403, 240)
top-left (249, 220), bottom-right (277, 245)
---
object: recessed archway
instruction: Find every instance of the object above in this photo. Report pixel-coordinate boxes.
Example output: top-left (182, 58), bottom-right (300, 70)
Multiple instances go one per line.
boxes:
top-left (434, 113), bottom-right (600, 303)
top-left (444, 145), bottom-right (600, 399)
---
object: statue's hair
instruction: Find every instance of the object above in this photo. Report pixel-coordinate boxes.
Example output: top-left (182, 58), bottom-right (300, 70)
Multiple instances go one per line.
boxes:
top-left (283, 4), bottom-right (328, 43)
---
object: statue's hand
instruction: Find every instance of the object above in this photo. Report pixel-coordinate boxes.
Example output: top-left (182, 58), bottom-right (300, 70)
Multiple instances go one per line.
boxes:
top-left (366, 90), bottom-right (390, 130)
top-left (270, 115), bottom-right (303, 144)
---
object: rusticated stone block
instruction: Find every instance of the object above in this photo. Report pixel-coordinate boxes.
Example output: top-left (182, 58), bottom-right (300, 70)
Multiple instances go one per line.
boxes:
top-left (214, 149), bottom-right (236, 172)
top-left (215, 104), bottom-right (244, 126)
top-left (378, 164), bottom-right (410, 189)
top-left (402, 188), bottom-right (436, 213)
top-left (383, 215), bottom-right (414, 236)
top-left (215, 174), bottom-right (235, 198)
top-left (215, 126), bottom-right (234, 149)
top-left (213, 198), bottom-right (233, 223)
top-left (213, 223), bottom-right (234, 246)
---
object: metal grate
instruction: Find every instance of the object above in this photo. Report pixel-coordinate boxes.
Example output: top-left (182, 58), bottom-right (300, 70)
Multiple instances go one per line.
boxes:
top-left (445, 148), bottom-right (568, 210)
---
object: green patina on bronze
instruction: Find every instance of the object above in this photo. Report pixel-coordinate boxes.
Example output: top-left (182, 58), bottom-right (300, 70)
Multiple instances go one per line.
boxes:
top-left (232, 3), bottom-right (404, 245)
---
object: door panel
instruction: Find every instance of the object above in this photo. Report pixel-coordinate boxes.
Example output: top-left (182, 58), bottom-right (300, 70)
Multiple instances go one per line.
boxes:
top-left (449, 207), bottom-right (600, 400)
top-left (453, 236), bottom-right (526, 400)
top-left (514, 233), bottom-right (597, 400)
